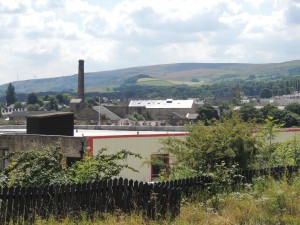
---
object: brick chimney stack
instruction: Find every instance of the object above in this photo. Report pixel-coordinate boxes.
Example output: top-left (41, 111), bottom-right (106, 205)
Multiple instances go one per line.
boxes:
top-left (78, 59), bottom-right (84, 99)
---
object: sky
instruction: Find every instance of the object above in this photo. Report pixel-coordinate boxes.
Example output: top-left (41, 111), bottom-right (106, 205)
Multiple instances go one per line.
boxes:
top-left (0, 0), bottom-right (300, 85)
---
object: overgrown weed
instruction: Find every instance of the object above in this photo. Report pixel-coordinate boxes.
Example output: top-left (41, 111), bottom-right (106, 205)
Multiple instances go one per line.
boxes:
top-left (7, 175), bottom-right (300, 225)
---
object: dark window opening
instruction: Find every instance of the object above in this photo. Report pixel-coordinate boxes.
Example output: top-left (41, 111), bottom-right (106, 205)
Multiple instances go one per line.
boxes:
top-left (66, 157), bottom-right (81, 167)
top-left (151, 154), bottom-right (169, 181)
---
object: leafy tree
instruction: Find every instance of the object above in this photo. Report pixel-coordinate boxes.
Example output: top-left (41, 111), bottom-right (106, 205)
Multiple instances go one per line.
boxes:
top-left (196, 104), bottom-right (219, 125)
top-left (161, 115), bottom-right (261, 179)
top-left (231, 97), bottom-right (240, 106)
top-left (254, 118), bottom-right (300, 168)
top-left (27, 104), bottom-right (40, 111)
top-left (27, 92), bottom-right (39, 105)
top-left (259, 88), bottom-right (272, 98)
top-left (43, 94), bottom-right (50, 101)
top-left (68, 148), bottom-right (141, 183)
top-left (239, 103), bottom-right (262, 122)
top-left (260, 104), bottom-right (279, 119)
top-left (285, 102), bottom-right (300, 115)
top-left (281, 111), bottom-right (300, 127)
top-left (47, 96), bottom-right (59, 111)
top-left (86, 96), bottom-right (101, 106)
top-left (56, 93), bottom-right (71, 105)
top-left (5, 83), bottom-right (17, 106)
top-left (14, 101), bottom-right (23, 109)
top-left (259, 116), bottom-right (283, 146)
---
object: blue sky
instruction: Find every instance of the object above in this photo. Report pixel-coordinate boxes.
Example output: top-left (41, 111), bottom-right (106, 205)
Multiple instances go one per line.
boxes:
top-left (0, 0), bottom-right (300, 84)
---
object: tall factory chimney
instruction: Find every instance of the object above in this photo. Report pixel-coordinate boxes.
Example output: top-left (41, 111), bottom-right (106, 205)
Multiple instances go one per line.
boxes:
top-left (78, 59), bottom-right (84, 99)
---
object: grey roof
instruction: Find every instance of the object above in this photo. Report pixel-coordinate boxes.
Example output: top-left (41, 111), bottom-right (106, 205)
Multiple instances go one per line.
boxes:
top-left (92, 105), bottom-right (122, 121)
top-left (129, 99), bottom-right (194, 109)
top-left (171, 112), bottom-right (186, 119)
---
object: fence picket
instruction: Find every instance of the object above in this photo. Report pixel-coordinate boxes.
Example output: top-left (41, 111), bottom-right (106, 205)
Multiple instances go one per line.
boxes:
top-left (0, 165), bottom-right (298, 223)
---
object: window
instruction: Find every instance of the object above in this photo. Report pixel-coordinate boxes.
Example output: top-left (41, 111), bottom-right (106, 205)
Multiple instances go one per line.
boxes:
top-left (151, 154), bottom-right (169, 181)
top-left (66, 157), bottom-right (81, 167)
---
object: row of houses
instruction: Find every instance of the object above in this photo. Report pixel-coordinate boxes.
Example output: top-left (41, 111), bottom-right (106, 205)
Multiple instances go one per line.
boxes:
top-left (69, 98), bottom-right (200, 126)
top-left (1, 98), bottom-right (200, 126)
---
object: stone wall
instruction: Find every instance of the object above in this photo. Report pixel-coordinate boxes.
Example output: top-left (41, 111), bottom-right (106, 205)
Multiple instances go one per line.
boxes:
top-left (0, 134), bottom-right (90, 164)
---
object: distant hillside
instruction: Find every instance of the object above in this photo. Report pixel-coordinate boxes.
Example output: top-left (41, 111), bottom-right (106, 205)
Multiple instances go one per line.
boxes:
top-left (0, 60), bottom-right (300, 94)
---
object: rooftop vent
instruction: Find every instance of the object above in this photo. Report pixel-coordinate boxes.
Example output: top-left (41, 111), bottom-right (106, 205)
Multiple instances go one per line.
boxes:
top-left (167, 99), bottom-right (173, 103)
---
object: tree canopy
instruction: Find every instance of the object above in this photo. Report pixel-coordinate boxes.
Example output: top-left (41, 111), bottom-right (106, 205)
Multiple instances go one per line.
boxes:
top-left (27, 92), bottom-right (39, 105)
top-left (196, 104), bottom-right (219, 125)
top-left (161, 115), bottom-right (261, 179)
top-left (5, 83), bottom-right (16, 106)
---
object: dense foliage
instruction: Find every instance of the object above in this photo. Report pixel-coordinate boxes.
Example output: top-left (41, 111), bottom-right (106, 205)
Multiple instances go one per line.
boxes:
top-left (161, 115), bottom-right (261, 179)
top-left (112, 76), bottom-right (300, 99)
top-left (160, 113), bottom-right (300, 180)
top-left (238, 103), bottom-right (300, 127)
top-left (5, 83), bottom-right (17, 106)
top-left (196, 104), bottom-right (219, 125)
top-left (0, 143), bottom-right (141, 187)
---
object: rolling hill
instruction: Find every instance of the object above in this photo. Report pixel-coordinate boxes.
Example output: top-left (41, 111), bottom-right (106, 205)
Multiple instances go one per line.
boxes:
top-left (0, 60), bottom-right (300, 94)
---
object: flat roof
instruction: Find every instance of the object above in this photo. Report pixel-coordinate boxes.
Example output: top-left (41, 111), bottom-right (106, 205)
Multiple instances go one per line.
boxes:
top-left (26, 112), bottom-right (74, 118)
top-left (0, 129), bottom-right (185, 137)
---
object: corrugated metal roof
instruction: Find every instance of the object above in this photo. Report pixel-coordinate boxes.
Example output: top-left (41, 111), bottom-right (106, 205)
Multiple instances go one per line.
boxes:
top-left (129, 99), bottom-right (194, 109)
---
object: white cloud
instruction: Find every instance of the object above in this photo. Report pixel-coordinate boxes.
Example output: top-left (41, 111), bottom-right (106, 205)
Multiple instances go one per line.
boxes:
top-left (0, 0), bottom-right (299, 85)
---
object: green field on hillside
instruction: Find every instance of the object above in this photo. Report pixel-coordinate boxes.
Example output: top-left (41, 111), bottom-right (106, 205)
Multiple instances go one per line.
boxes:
top-left (1, 60), bottom-right (299, 93)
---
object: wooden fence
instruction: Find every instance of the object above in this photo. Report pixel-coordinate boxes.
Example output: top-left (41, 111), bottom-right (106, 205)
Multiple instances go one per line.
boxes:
top-left (0, 165), bottom-right (299, 223)
top-left (0, 178), bottom-right (181, 223)
top-left (240, 165), bottom-right (300, 183)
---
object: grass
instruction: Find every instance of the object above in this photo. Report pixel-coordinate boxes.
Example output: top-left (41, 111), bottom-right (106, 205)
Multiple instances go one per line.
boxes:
top-left (136, 80), bottom-right (173, 86)
top-left (20, 175), bottom-right (300, 224)
top-left (137, 77), bottom-right (206, 86)
top-left (167, 80), bottom-right (206, 86)
top-left (85, 84), bottom-right (119, 93)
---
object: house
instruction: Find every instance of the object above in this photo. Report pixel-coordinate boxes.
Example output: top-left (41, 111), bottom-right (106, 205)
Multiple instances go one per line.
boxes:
top-left (128, 99), bottom-right (197, 124)
top-left (1, 107), bottom-right (27, 118)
